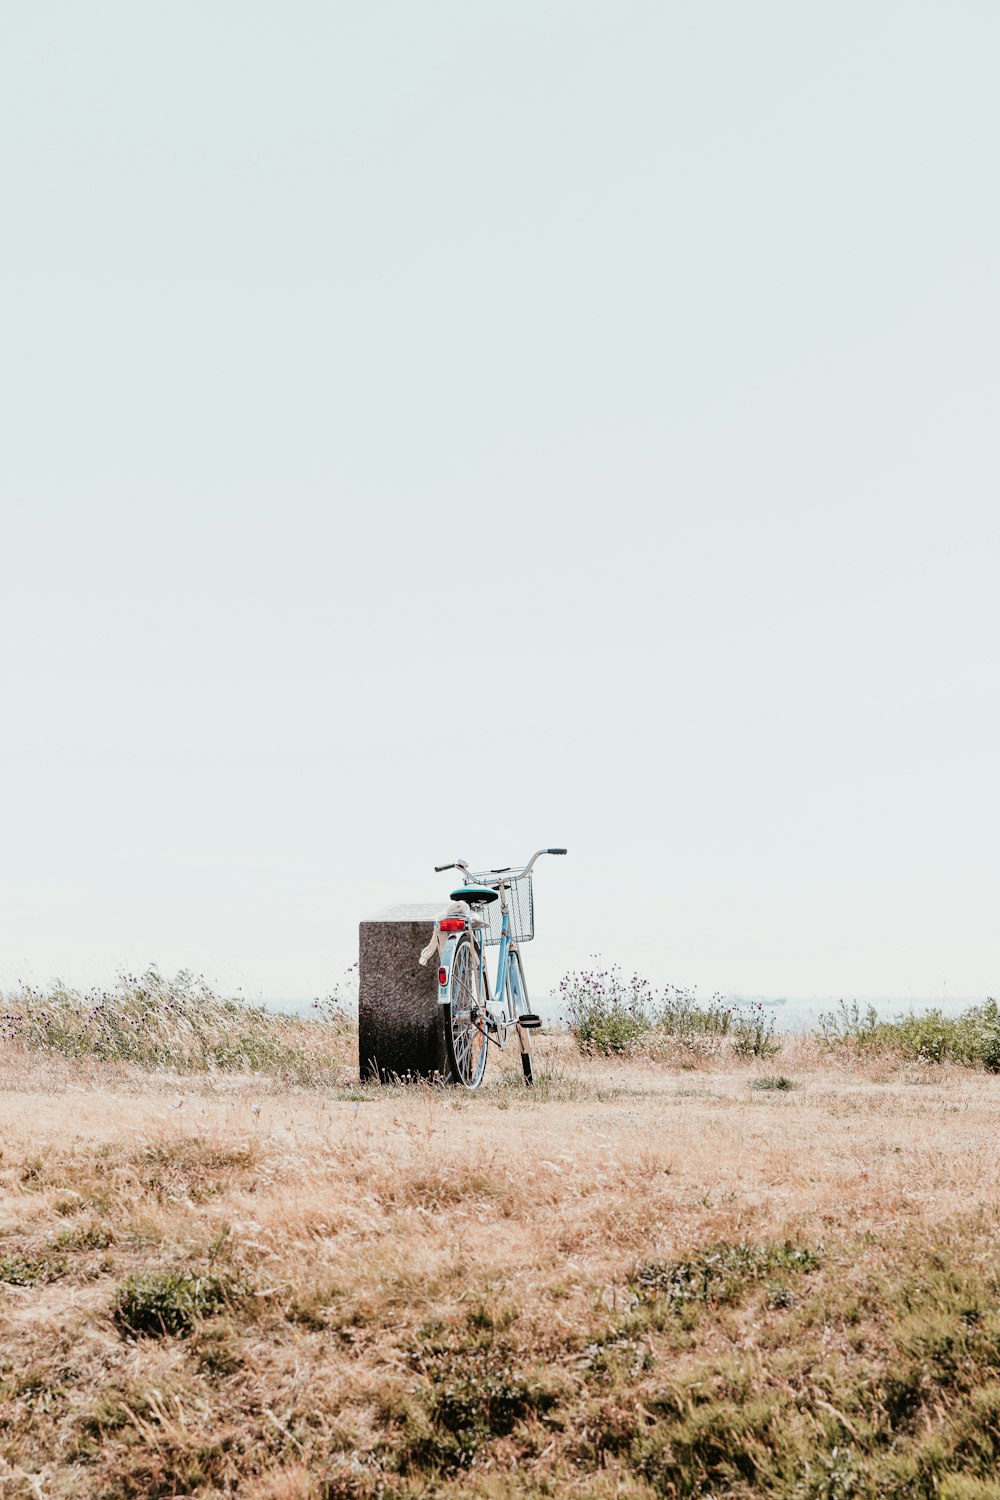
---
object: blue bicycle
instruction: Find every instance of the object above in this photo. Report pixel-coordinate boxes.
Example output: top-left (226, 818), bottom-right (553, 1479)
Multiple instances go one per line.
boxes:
top-left (432, 848), bottom-right (567, 1089)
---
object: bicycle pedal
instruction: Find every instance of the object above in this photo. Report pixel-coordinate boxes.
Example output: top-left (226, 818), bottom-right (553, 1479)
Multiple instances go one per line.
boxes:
top-left (517, 1014), bottom-right (543, 1029)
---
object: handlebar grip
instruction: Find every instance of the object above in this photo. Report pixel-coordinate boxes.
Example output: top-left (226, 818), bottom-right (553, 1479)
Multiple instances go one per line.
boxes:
top-left (547, 847), bottom-right (567, 855)
top-left (434, 863), bottom-right (455, 873)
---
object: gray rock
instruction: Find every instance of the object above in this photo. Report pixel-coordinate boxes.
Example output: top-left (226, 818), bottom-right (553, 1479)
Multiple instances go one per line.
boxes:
top-left (358, 904), bottom-right (449, 1083)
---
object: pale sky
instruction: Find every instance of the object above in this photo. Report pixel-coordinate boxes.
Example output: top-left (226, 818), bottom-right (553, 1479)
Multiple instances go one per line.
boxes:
top-left (2, 2), bottom-right (997, 1006)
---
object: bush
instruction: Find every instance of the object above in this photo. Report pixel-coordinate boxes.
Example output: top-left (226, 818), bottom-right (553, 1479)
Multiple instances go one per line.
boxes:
top-left (560, 965), bottom-right (780, 1060)
top-left (655, 987), bottom-right (734, 1048)
top-left (732, 1000), bottom-right (780, 1058)
top-left (818, 997), bottom-right (1000, 1071)
top-left (558, 965), bottom-right (654, 1054)
top-left (817, 999), bottom-right (882, 1049)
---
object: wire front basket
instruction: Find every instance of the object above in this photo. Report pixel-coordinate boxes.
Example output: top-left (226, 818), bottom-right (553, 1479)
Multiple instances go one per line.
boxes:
top-left (467, 869), bottom-right (534, 945)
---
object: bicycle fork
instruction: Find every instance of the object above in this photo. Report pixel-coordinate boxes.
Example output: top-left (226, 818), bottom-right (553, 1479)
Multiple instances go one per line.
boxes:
top-left (507, 949), bottom-right (534, 1085)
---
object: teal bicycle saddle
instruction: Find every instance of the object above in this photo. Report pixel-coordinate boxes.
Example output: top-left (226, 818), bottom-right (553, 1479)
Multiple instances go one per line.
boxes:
top-left (451, 884), bottom-right (499, 905)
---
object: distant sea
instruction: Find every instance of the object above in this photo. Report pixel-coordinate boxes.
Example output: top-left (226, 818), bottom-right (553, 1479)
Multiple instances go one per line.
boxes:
top-left (721, 995), bottom-right (986, 1032)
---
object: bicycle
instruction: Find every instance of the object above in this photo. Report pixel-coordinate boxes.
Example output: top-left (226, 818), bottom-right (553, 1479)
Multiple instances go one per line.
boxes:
top-left (431, 848), bottom-right (567, 1089)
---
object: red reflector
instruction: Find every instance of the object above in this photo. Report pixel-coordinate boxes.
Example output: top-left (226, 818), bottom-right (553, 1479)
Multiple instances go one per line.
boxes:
top-left (439, 918), bottom-right (465, 932)
top-left (438, 967), bottom-right (448, 986)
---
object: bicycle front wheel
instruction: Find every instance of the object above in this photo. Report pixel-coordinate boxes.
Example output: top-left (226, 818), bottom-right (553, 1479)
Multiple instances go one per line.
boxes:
top-left (444, 936), bottom-right (488, 1089)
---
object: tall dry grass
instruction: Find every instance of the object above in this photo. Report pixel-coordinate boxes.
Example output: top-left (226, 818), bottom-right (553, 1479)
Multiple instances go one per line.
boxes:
top-left (1, 967), bottom-right (356, 1086)
top-left (2, 1026), bottom-right (1000, 1496)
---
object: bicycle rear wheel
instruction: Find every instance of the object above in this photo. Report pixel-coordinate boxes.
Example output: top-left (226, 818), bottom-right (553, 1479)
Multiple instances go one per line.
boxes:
top-left (444, 936), bottom-right (488, 1089)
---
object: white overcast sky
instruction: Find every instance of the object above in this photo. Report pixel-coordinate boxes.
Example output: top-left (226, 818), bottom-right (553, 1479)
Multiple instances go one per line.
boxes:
top-left (2, 2), bottom-right (997, 1006)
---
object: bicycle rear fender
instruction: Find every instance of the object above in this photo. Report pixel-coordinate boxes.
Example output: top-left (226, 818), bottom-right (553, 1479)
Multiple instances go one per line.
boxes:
top-left (437, 933), bottom-right (462, 1004)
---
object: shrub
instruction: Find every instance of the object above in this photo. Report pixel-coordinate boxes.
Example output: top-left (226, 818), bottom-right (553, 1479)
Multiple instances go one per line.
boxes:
top-left (818, 997), bottom-right (1000, 1071)
top-left (561, 964), bottom-right (780, 1060)
top-left (558, 965), bottom-right (654, 1054)
top-left (732, 1000), bottom-right (780, 1058)
top-left (817, 999), bottom-right (883, 1049)
top-left (655, 987), bottom-right (734, 1049)
top-left (970, 999), bottom-right (1000, 1071)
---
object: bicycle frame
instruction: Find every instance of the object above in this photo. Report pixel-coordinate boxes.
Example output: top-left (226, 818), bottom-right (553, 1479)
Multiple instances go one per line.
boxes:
top-left (433, 847), bottom-right (566, 1085)
top-left (437, 877), bottom-right (525, 1050)
top-left (473, 881), bottom-right (526, 1044)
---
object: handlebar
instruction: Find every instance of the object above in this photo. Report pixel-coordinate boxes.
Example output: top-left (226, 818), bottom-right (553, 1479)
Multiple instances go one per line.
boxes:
top-left (519, 846), bottom-right (567, 876)
top-left (433, 849), bottom-right (566, 879)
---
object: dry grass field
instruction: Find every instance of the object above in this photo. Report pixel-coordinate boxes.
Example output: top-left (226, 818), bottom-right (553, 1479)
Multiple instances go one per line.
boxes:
top-left (2, 1029), bottom-right (1000, 1498)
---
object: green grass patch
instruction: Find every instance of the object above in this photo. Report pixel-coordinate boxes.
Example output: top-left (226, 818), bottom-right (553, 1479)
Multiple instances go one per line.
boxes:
top-left (629, 1239), bottom-right (820, 1314)
top-left (113, 1268), bottom-right (237, 1338)
top-left (584, 1223), bottom-right (1000, 1499)
top-left (384, 1329), bottom-right (559, 1476)
top-left (8, 1210), bottom-right (1000, 1496)
top-left (749, 1075), bottom-right (798, 1091)
top-left (51, 1222), bottom-right (114, 1251)
top-left (0, 1250), bottom-right (69, 1285)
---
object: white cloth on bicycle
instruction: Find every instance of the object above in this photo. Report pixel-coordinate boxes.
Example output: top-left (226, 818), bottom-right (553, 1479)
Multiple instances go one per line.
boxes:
top-left (418, 902), bottom-right (481, 967)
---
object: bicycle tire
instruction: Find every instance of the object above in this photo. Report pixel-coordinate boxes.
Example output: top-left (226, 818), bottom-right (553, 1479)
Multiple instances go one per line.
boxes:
top-left (444, 935), bottom-right (488, 1089)
top-left (508, 948), bottom-right (534, 1086)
